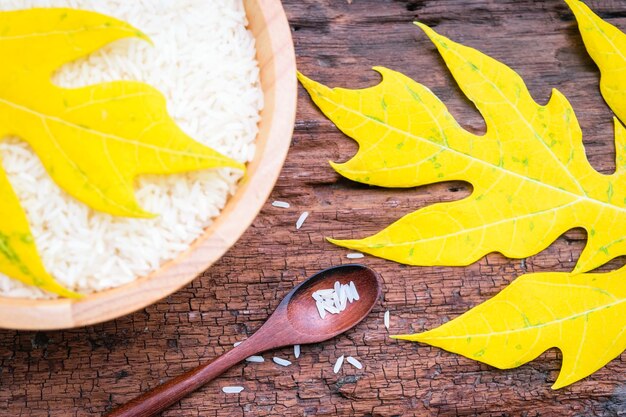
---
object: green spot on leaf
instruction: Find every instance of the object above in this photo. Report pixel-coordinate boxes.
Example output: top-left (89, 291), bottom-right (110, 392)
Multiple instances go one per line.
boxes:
top-left (0, 232), bottom-right (20, 264)
top-left (405, 86), bottom-right (421, 102)
top-left (366, 114), bottom-right (384, 123)
top-left (20, 234), bottom-right (34, 244)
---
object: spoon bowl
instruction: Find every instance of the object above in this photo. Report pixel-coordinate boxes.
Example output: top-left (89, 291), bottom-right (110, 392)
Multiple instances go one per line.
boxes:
top-left (108, 264), bottom-right (381, 417)
top-left (284, 264), bottom-right (381, 344)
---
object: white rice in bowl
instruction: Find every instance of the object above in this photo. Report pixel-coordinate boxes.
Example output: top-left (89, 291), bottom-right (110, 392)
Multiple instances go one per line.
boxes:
top-left (0, 0), bottom-right (263, 298)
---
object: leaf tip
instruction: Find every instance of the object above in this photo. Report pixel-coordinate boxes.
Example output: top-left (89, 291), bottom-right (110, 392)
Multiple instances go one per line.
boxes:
top-left (563, 0), bottom-right (583, 11)
top-left (614, 116), bottom-right (626, 134)
top-left (564, 0), bottom-right (598, 26)
top-left (135, 29), bottom-right (154, 45)
top-left (550, 377), bottom-right (570, 390)
top-left (44, 281), bottom-right (83, 299)
top-left (370, 65), bottom-right (386, 76)
top-left (230, 160), bottom-right (247, 172)
top-left (413, 21), bottom-right (437, 39)
top-left (326, 236), bottom-right (356, 250)
top-left (414, 21), bottom-right (451, 51)
top-left (296, 71), bottom-right (314, 87)
top-left (297, 71), bottom-right (326, 97)
top-left (413, 21), bottom-right (427, 30)
top-left (571, 259), bottom-right (588, 275)
top-left (64, 290), bottom-right (84, 299)
top-left (328, 159), bottom-right (342, 172)
top-left (329, 160), bottom-right (355, 181)
top-left (98, 12), bottom-right (153, 45)
top-left (390, 333), bottom-right (419, 341)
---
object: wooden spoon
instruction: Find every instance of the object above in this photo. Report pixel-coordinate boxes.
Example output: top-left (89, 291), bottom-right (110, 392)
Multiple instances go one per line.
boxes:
top-left (107, 264), bottom-right (382, 417)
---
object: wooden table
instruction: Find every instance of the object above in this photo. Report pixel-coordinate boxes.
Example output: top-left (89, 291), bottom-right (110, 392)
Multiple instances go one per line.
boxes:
top-left (2, 0), bottom-right (626, 415)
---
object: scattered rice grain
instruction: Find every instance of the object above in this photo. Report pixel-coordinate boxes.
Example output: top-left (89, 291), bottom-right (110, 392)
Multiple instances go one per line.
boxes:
top-left (296, 211), bottom-right (309, 229)
top-left (346, 252), bottom-right (364, 259)
top-left (294, 344), bottom-right (301, 359)
top-left (346, 356), bottom-right (363, 370)
top-left (333, 355), bottom-right (344, 374)
top-left (273, 357), bottom-right (292, 367)
top-left (222, 386), bottom-right (244, 394)
top-left (384, 310), bottom-right (390, 330)
top-left (271, 200), bottom-right (290, 208)
top-left (245, 355), bottom-right (264, 363)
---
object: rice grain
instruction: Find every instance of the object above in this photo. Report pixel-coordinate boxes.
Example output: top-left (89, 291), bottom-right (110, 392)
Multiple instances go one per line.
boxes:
top-left (296, 211), bottom-right (309, 229)
top-left (333, 355), bottom-right (344, 374)
top-left (222, 386), bottom-right (244, 394)
top-left (271, 200), bottom-right (290, 208)
top-left (316, 301), bottom-right (327, 319)
top-left (350, 281), bottom-right (360, 301)
top-left (346, 356), bottom-right (363, 370)
top-left (273, 357), bottom-right (292, 367)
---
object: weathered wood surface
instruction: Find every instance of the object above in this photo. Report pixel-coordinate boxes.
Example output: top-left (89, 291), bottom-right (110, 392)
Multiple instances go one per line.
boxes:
top-left (2, 0), bottom-right (626, 415)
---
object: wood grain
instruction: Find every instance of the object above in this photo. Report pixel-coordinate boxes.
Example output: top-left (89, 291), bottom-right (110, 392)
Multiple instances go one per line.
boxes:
top-left (2, 0), bottom-right (626, 415)
top-left (0, 0), bottom-right (297, 330)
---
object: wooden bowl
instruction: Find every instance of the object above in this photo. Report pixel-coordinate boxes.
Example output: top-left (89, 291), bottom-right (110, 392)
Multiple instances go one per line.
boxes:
top-left (0, 0), bottom-right (297, 330)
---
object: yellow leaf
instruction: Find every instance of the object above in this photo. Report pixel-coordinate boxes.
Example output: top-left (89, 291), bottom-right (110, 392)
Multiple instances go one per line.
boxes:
top-left (393, 267), bottom-right (626, 389)
top-left (0, 9), bottom-right (244, 297)
top-left (566, 0), bottom-right (626, 125)
top-left (0, 161), bottom-right (78, 298)
top-left (298, 23), bottom-right (626, 274)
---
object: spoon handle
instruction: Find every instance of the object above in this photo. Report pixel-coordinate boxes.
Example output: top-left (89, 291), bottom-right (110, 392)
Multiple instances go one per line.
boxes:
top-left (106, 344), bottom-right (255, 417)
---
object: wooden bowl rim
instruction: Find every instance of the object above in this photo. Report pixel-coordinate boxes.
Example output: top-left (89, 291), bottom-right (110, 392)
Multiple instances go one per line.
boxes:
top-left (0, 0), bottom-right (296, 330)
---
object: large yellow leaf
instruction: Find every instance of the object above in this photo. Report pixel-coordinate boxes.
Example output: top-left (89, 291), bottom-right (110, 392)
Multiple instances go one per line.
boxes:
top-left (394, 267), bottom-right (626, 389)
top-left (298, 23), bottom-right (626, 274)
top-left (0, 9), bottom-right (244, 296)
top-left (566, 0), bottom-right (626, 124)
